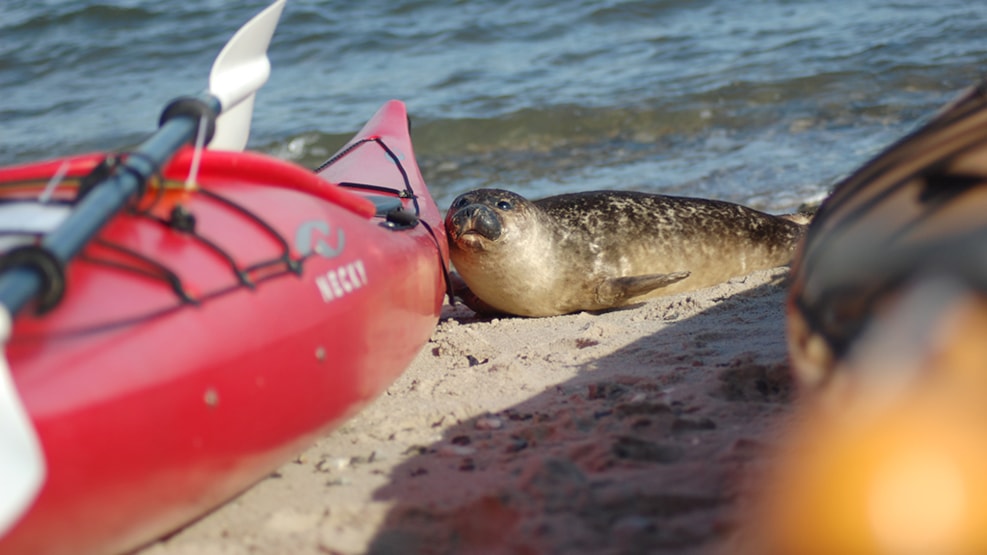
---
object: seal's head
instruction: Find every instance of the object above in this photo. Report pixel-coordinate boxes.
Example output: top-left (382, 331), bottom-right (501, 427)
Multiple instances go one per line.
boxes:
top-left (445, 189), bottom-right (540, 252)
top-left (445, 189), bottom-right (565, 316)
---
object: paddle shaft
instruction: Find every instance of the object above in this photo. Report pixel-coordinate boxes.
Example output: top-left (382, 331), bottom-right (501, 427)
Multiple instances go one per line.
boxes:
top-left (0, 94), bottom-right (221, 316)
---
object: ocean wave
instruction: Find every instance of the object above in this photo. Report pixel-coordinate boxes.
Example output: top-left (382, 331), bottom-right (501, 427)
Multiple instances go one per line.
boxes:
top-left (2, 0), bottom-right (985, 211)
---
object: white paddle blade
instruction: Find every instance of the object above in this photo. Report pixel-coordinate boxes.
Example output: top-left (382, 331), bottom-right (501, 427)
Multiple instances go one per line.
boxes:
top-left (0, 308), bottom-right (45, 537)
top-left (208, 0), bottom-right (286, 151)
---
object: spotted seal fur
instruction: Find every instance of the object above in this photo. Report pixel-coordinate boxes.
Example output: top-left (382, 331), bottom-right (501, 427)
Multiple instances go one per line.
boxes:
top-left (446, 188), bottom-right (807, 317)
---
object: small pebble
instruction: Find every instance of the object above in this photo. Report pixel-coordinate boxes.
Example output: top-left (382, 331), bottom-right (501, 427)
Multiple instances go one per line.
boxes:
top-left (466, 354), bottom-right (488, 366)
top-left (320, 457), bottom-right (349, 471)
top-left (314, 459), bottom-right (333, 473)
top-left (475, 416), bottom-right (503, 430)
top-left (505, 436), bottom-right (529, 453)
top-left (436, 444), bottom-right (477, 457)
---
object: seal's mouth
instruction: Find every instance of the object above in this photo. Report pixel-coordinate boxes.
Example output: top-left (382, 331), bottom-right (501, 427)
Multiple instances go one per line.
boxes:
top-left (455, 229), bottom-right (488, 249)
top-left (446, 204), bottom-right (503, 248)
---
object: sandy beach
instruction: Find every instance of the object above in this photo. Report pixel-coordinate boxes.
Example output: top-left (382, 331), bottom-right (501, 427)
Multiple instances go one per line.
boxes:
top-left (138, 266), bottom-right (797, 555)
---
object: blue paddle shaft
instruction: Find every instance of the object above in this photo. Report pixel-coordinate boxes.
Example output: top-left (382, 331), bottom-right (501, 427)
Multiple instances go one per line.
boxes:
top-left (0, 94), bottom-right (221, 316)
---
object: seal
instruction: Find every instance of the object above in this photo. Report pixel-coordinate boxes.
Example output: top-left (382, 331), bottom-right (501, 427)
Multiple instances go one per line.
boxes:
top-left (446, 188), bottom-right (807, 317)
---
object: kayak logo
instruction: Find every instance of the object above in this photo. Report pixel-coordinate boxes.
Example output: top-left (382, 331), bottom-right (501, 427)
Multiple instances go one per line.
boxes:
top-left (295, 220), bottom-right (345, 258)
top-left (295, 220), bottom-right (369, 303)
top-left (315, 260), bottom-right (368, 303)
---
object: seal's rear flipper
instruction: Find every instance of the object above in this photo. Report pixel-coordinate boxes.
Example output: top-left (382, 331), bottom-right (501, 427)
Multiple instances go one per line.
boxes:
top-left (597, 271), bottom-right (690, 304)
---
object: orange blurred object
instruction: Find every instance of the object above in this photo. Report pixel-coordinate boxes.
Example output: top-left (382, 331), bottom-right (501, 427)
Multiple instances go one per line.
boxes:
top-left (753, 282), bottom-right (987, 555)
top-left (748, 78), bottom-right (987, 554)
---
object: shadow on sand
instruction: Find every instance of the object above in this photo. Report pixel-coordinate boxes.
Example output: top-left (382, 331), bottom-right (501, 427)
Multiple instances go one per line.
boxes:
top-left (364, 278), bottom-right (796, 555)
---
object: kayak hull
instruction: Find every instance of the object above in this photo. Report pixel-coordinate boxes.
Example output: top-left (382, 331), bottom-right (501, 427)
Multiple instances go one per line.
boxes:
top-left (0, 100), bottom-right (447, 555)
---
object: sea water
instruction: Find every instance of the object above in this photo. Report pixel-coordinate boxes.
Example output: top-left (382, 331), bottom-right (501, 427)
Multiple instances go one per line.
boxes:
top-left (1, 0), bottom-right (984, 212)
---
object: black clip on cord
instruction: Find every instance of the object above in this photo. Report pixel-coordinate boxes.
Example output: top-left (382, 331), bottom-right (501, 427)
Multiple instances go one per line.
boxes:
top-left (0, 95), bottom-right (220, 315)
top-left (0, 246), bottom-right (66, 314)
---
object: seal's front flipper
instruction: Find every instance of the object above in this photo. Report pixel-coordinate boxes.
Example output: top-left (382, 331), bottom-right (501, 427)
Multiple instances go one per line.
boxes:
top-left (597, 271), bottom-right (691, 305)
top-left (450, 272), bottom-right (509, 316)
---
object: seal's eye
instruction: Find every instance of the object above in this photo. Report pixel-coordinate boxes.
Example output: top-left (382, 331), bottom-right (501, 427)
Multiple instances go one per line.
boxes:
top-left (451, 197), bottom-right (469, 209)
top-left (496, 200), bottom-right (513, 211)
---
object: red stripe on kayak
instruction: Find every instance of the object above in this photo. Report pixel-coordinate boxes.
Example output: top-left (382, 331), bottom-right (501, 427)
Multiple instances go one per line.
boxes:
top-left (164, 148), bottom-right (377, 219)
top-left (0, 150), bottom-right (377, 220)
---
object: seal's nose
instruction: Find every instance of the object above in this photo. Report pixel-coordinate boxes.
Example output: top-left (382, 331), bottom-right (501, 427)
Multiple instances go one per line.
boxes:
top-left (448, 204), bottom-right (502, 241)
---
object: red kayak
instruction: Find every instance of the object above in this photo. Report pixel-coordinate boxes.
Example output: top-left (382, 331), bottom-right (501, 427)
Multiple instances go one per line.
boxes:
top-left (0, 98), bottom-right (449, 554)
top-left (0, 4), bottom-right (449, 551)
